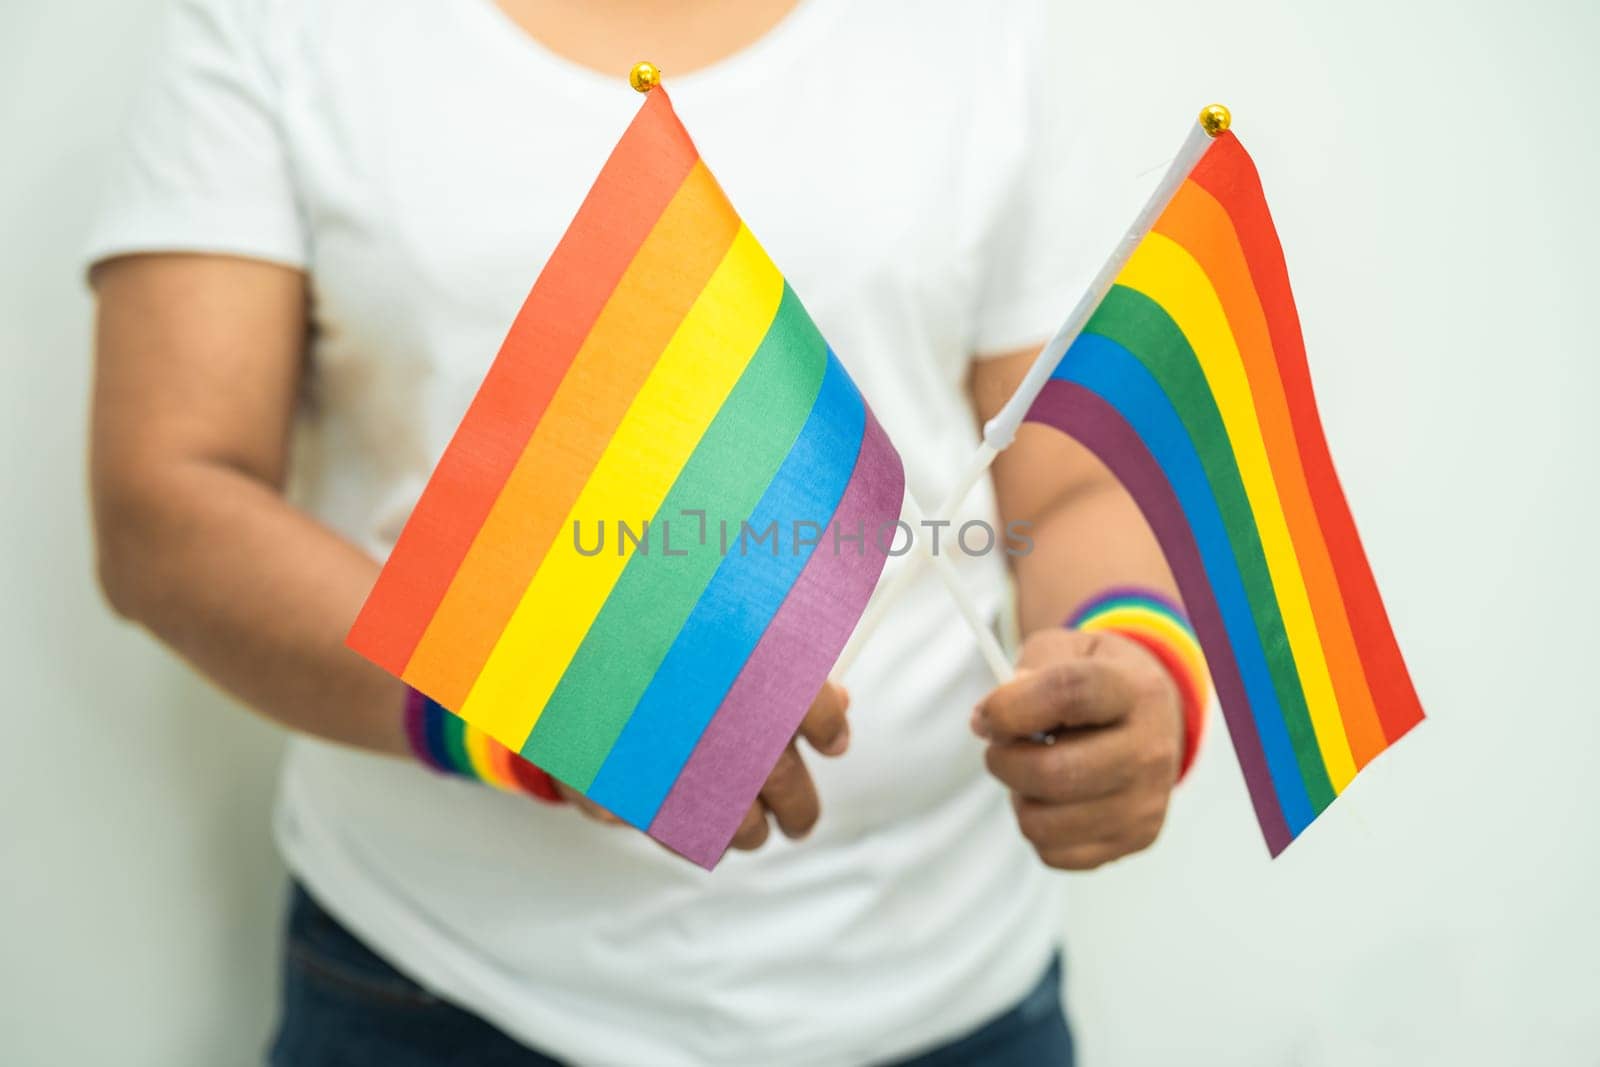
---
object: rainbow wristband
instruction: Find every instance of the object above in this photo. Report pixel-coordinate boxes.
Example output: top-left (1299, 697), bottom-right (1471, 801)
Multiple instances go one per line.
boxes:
top-left (404, 689), bottom-right (564, 804)
top-left (1067, 587), bottom-right (1211, 779)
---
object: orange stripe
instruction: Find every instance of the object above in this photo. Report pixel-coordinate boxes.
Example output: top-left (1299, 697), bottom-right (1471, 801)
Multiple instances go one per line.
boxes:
top-left (401, 162), bottom-right (742, 708)
top-left (487, 738), bottom-right (521, 793)
top-left (346, 90), bottom-right (699, 675)
top-left (1155, 181), bottom-right (1387, 767)
top-left (1190, 133), bottom-right (1423, 744)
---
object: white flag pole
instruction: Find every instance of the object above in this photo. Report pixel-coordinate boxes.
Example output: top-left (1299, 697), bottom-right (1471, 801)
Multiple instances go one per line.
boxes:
top-left (833, 105), bottom-right (1232, 678)
top-left (831, 444), bottom-right (999, 677)
top-left (979, 109), bottom-right (1224, 455)
top-left (833, 491), bottom-right (1014, 684)
top-left (905, 495), bottom-right (1015, 684)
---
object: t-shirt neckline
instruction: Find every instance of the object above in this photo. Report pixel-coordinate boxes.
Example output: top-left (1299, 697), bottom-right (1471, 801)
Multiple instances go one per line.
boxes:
top-left (465, 0), bottom-right (840, 97)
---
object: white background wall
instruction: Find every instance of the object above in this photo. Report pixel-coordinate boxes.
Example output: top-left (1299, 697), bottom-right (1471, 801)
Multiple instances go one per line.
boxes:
top-left (2, 1), bottom-right (1596, 1064)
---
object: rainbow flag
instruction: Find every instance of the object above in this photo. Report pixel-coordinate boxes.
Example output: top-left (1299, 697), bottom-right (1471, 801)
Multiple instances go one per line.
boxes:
top-left (1025, 127), bottom-right (1423, 854)
top-left (347, 87), bottom-right (904, 868)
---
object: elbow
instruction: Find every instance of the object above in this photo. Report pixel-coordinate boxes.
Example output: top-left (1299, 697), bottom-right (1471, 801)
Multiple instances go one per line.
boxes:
top-left (91, 488), bottom-right (163, 623)
top-left (94, 523), bottom-right (147, 622)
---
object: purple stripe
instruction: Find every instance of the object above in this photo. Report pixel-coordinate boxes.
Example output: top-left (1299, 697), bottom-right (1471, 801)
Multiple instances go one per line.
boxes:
top-left (403, 688), bottom-right (451, 774)
top-left (1032, 381), bottom-right (1291, 854)
top-left (648, 412), bottom-right (905, 868)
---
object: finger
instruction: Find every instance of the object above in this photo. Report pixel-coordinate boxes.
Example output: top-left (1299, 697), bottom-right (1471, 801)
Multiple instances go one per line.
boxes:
top-left (759, 742), bottom-right (821, 839)
top-left (729, 801), bottom-right (771, 851)
top-left (983, 727), bottom-right (1140, 802)
top-left (1038, 842), bottom-right (1120, 872)
top-left (977, 654), bottom-right (1138, 740)
top-left (561, 786), bottom-right (625, 826)
top-left (798, 681), bottom-right (850, 756)
top-left (1011, 793), bottom-right (1165, 854)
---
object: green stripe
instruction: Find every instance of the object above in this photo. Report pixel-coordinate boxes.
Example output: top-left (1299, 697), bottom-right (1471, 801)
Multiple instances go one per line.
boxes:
top-left (523, 284), bottom-right (830, 787)
top-left (439, 711), bottom-right (473, 777)
top-left (1087, 285), bottom-right (1335, 810)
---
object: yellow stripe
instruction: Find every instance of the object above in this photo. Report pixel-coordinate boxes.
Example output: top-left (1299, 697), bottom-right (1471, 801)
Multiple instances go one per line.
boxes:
top-left (1082, 605), bottom-right (1209, 687)
top-left (459, 226), bottom-right (785, 749)
top-left (463, 726), bottom-right (516, 791)
top-left (1119, 234), bottom-right (1357, 790)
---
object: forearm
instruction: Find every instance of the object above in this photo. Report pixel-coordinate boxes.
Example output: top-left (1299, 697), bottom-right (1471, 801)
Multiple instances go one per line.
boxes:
top-left (95, 457), bottom-right (408, 758)
top-left (1010, 478), bottom-right (1178, 637)
top-left (974, 352), bottom-right (1200, 854)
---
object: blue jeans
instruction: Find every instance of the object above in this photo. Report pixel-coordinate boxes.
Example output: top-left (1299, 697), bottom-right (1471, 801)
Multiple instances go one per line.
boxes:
top-left (269, 883), bottom-right (1073, 1066)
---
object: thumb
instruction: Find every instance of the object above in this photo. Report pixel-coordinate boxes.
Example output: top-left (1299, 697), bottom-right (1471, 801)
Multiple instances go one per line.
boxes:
top-left (975, 641), bottom-right (1136, 741)
top-left (557, 782), bottom-right (625, 825)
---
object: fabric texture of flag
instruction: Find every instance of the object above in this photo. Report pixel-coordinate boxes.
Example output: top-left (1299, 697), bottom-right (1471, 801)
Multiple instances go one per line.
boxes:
top-left (346, 87), bottom-right (905, 869)
top-left (1025, 130), bottom-right (1424, 855)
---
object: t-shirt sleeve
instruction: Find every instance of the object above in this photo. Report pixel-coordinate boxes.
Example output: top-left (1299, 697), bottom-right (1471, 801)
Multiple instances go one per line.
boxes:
top-left (84, 0), bottom-right (308, 274)
top-left (969, 0), bottom-right (1131, 357)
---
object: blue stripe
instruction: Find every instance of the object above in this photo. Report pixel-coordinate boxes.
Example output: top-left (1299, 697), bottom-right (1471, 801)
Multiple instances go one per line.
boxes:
top-left (422, 698), bottom-right (468, 777)
top-left (586, 354), bottom-right (868, 827)
top-left (1053, 334), bottom-right (1315, 832)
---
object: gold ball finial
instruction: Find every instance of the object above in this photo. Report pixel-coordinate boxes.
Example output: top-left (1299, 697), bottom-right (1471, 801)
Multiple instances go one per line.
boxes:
top-left (1199, 104), bottom-right (1232, 137)
top-left (629, 62), bottom-right (662, 93)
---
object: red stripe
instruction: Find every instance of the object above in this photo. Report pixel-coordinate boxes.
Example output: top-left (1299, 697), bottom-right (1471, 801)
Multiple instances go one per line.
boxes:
top-left (1114, 629), bottom-right (1207, 779)
top-left (505, 746), bottom-right (565, 805)
top-left (1190, 134), bottom-right (1423, 743)
top-left (346, 90), bottom-right (701, 674)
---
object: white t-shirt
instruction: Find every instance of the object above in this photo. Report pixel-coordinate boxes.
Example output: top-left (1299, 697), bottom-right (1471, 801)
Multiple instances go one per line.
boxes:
top-left (88, 0), bottom-right (1117, 1062)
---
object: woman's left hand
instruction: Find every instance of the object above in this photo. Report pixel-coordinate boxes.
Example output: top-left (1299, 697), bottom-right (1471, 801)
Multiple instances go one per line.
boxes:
top-left (557, 681), bottom-right (851, 851)
top-left (972, 627), bottom-right (1185, 870)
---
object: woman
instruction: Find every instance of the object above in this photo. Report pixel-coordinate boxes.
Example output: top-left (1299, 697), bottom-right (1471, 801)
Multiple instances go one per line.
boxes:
top-left (88, 0), bottom-right (1198, 1062)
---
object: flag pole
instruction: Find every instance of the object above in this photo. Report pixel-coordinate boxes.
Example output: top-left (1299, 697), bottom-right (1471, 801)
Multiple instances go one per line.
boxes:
top-left (904, 494), bottom-right (1015, 684)
top-left (833, 105), bottom-right (1232, 679)
top-left (832, 443), bottom-right (1000, 677)
top-left (978, 104), bottom-right (1229, 455)
top-left (834, 492), bottom-right (1014, 684)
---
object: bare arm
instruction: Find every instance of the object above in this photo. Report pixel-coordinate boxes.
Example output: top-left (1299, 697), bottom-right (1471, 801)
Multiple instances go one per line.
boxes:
top-left (971, 347), bottom-right (1178, 636)
top-left (89, 251), bottom-right (845, 849)
top-left (969, 347), bottom-right (1189, 869)
top-left (90, 253), bottom-right (408, 757)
